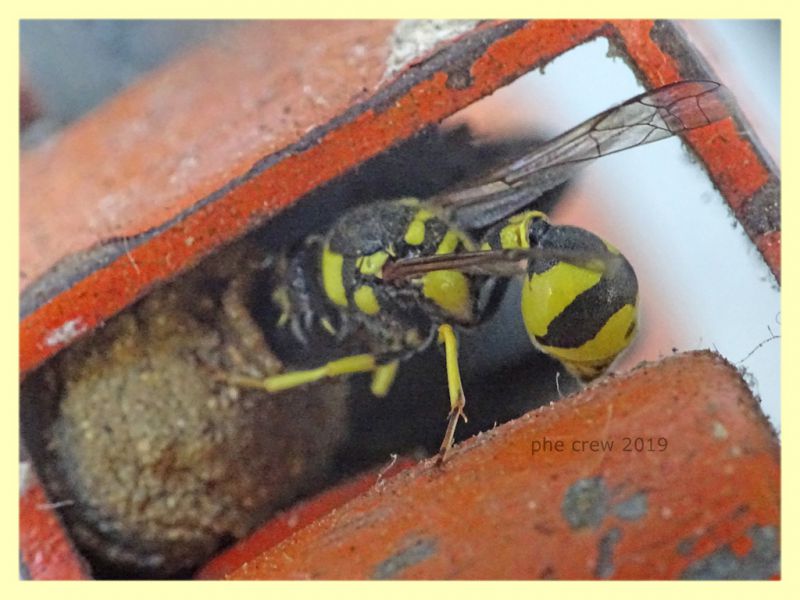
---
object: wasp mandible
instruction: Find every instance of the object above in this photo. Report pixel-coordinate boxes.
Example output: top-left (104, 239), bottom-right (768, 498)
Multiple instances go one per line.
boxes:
top-left (223, 80), bottom-right (731, 462)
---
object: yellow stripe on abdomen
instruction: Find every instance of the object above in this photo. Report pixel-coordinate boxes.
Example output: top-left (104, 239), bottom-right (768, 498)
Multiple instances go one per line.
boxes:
top-left (321, 244), bottom-right (348, 307)
top-left (534, 303), bottom-right (637, 376)
top-left (521, 262), bottom-right (602, 338)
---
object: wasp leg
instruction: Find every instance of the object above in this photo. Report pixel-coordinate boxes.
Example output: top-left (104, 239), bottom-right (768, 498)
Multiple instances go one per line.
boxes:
top-left (370, 360), bottom-right (400, 398)
top-left (436, 323), bottom-right (467, 464)
top-left (222, 353), bottom-right (378, 393)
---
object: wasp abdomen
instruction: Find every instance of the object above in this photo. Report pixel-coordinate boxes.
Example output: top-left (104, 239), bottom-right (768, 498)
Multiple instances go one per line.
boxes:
top-left (525, 224), bottom-right (638, 381)
top-left (480, 211), bottom-right (638, 382)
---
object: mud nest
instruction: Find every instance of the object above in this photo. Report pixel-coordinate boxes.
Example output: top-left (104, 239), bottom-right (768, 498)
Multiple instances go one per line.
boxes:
top-left (24, 246), bottom-right (349, 577)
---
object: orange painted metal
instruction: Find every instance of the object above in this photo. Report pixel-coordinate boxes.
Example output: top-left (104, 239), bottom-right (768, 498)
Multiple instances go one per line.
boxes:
top-left (222, 351), bottom-right (780, 580)
top-left (757, 231), bottom-right (781, 279)
top-left (611, 20), bottom-right (778, 278)
top-left (20, 479), bottom-right (89, 580)
top-left (196, 458), bottom-right (414, 579)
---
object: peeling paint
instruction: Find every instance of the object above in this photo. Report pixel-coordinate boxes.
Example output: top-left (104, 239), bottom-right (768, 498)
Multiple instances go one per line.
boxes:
top-left (371, 537), bottom-right (437, 579)
top-left (712, 420), bottom-right (729, 440)
top-left (562, 477), bottom-right (609, 529)
top-left (680, 525), bottom-right (779, 580)
top-left (383, 20), bottom-right (481, 81)
top-left (595, 527), bottom-right (622, 578)
top-left (613, 492), bottom-right (648, 521)
top-left (43, 317), bottom-right (87, 347)
top-left (446, 66), bottom-right (473, 90)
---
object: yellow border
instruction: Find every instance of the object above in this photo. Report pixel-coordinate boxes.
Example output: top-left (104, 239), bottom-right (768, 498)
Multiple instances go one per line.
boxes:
top-left (7, 5), bottom-right (792, 597)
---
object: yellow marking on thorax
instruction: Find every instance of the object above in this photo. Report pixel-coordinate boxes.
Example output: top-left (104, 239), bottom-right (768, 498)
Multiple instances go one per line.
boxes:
top-left (500, 219), bottom-right (528, 249)
top-left (422, 271), bottom-right (471, 322)
top-left (420, 228), bottom-right (474, 323)
top-left (499, 210), bottom-right (548, 249)
top-left (404, 208), bottom-right (436, 246)
top-left (354, 285), bottom-right (381, 315)
top-left (321, 244), bottom-right (348, 307)
top-left (356, 250), bottom-right (389, 276)
top-left (435, 230), bottom-right (462, 255)
top-left (521, 262), bottom-right (602, 338)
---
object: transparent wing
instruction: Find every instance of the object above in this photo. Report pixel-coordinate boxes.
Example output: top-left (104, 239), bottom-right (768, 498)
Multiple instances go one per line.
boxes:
top-left (382, 247), bottom-right (619, 282)
top-left (431, 80), bottom-right (732, 230)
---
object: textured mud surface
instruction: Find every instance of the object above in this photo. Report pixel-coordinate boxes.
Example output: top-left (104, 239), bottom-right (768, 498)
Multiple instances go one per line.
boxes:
top-left (21, 245), bottom-right (349, 577)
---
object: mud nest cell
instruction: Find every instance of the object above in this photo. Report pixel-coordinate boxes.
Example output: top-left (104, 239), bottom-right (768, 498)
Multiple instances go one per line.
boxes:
top-left (24, 246), bottom-right (350, 577)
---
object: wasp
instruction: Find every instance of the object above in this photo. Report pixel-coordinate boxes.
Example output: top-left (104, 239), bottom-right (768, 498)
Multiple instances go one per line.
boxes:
top-left (224, 80), bottom-right (731, 462)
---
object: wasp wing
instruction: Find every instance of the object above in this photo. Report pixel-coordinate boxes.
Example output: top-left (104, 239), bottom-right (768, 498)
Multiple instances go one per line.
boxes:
top-left (382, 247), bottom-right (619, 282)
top-left (432, 80), bottom-right (732, 230)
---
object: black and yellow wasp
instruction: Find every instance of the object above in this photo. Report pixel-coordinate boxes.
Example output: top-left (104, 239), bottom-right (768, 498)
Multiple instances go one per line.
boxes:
top-left (226, 80), bottom-right (731, 462)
